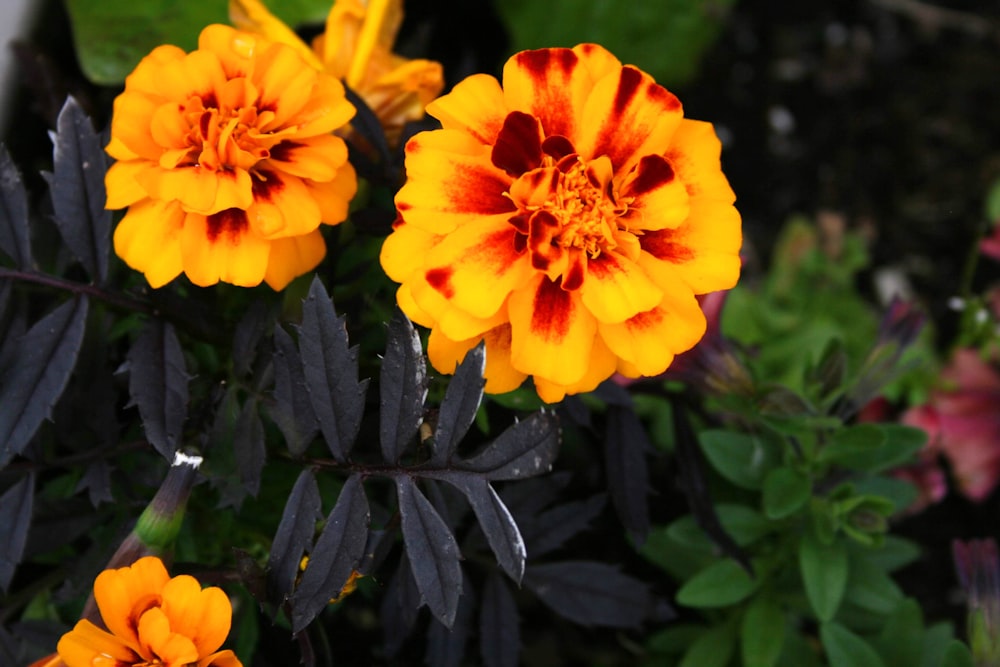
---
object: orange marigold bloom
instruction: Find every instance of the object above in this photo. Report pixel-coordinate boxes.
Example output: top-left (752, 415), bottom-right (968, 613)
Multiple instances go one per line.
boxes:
top-left (106, 24), bottom-right (357, 290)
top-left (230, 0), bottom-right (445, 143)
top-left (380, 44), bottom-right (742, 403)
top-left (56, 556), bottom-right (242, 667)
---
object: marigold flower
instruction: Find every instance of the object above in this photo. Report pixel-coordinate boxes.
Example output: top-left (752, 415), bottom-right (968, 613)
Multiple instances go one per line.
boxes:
top-left (106, 24), bottom-right (357, 290)
top-left (380, 44), bottom-right (742, 402)
top-left (57, 556), bottom-right (242, 667)
top-left (230, 0), bottom-right (444, 143)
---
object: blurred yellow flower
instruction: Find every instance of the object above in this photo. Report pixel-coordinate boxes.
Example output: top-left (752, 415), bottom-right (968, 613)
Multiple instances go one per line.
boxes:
top-left (106, 24), bottom-right (357, 289)
top-left (230, 0), bottom-right (444, 143)
top-left (56, 556), bottom-right (242, 667)
top-left (380, 44), bottom-right (742, 403)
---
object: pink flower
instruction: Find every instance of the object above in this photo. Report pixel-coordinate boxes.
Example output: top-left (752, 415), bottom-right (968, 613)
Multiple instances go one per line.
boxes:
top-left (901, 348), bottom-right (1000, 502)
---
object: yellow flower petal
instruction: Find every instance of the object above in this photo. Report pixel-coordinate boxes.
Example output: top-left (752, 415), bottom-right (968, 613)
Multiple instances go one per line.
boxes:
top-left (502, 47), bottom-right (597, 143)
top-left (247, 168), bottom-right (321, 239)
top-left (57, 620), bottom-right (137, 667)
top-left (263, 229), bottom-right (326, 290)
top-left (667, 118), bottom-right (736, 203)
top-left (427, 73), bottom-right (507, 145)
top-left (137, 165), bottom-right (253, 216)
top-left (113, 199), bottom-right (185, 288)
top-left (229, 0), bottom-right (323, 69)
top-left (105, 160), bottom-right (154, 210)
top-left (137, 606), bottom-right (200, 664)
top-left (180, 210), bottom-right (271, 287)
top-left (578, 251), bottom-right (663, 324)
top-left (93, 555), bottom-right (171, 648)
top-left (619, 154), bottom-right (691, 231)
top-left (534, 334), bottom-right (617, 403)
top-left (428, 325), bottom-right (527, 395)
top-left (508, 275), bottom-right (597, 386)
top-left (200, 649), bottom-right (245, 667)
top-left (160, 575), bottom-right (233, 656)
top-left (309, 161), bottom-right (358, 225)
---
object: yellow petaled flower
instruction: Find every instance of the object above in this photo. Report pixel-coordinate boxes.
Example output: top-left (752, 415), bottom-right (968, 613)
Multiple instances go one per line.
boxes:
top-left (106, 24), bottom-right (357, 290)
top-left (57, 556), bottom-right (242, 667)
top-left (230, 0), bottom-right (444, 143)
top-left (380, 44), bottom-right (742, 403)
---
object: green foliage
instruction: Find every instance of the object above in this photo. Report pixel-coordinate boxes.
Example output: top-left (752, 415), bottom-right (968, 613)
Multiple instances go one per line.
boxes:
top-left (64, 0), bottom-right (332, 84)
top-left (494, 0), bottom-right (737, 87)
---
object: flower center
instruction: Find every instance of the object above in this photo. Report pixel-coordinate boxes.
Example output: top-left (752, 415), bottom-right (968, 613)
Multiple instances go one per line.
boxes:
top-left (175, 89), bottom-right (278, 173)
top-left (510, 154), bottom-right (635, 290)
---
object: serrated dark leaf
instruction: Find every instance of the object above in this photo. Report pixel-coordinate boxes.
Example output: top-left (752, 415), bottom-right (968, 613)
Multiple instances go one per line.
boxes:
top-left (44, 97), bottom-right (110, 282)
top-left (382, 552), bottom-right (422, 657)
top-left (75, 459), bottom-right (113, 507)
top-left (0, 145), bottom-right (31, 270)
top-left (426, 570), bottom-right (476, 667)
top-left (267, 469), bottom-right (322, 606)
top-left (0, 624), bottom-right (15, 667)
top-left (431, 342), bottom-right (486, 465)
top-left (270, 325), bottom-right (318, 456)
top-left (235, 398), bottom-right (265, 497)
top-left (437, 474), bottom-right (525, 583)
top-left (605, 405), bottom-right (651, 545)
top-left (397, 475), bottom-right (463, 628)
top-left (673, 402), bottom-right (752, 573)
top-left (460, 410), bottom-right (560, 480)
top-left (291, 473), bottom-right (370, 633)
top-left (523, 561), bottom-right (649, 628)
top-left (126, 319), bottom-right (188, 461)
top-left (299, 276), bottom-right (368, 461)
top-left (380, 309), bottom-right (427, 463)
top-left (480, 571), bottom-right (521, 667)
top-left (232, 299), bottom-right (271, 379)
top-left (0, 296), bottom-right (88, 467)
top-left (520, 493), bottom-right (606, 559)
top-left (0, 472), bottom-right (34, 591)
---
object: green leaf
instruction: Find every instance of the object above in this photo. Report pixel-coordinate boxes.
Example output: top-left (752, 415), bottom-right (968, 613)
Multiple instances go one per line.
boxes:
top-left (676, 558), bottom-right (758, 608)
top-left (799, 533), bottom-right (847, 621)
top-left (941, 640), bottom-right (975, 667)
top-left (742, 596), bottom-right (785, 667)
top-left (820, 622), bottom-right (887, 667)
top-left (762, 467), bottom-right (812, 519)
top-left (843, 557), bottom-right (903, 615)
top-left (495, 0), bottom-right (737, 88)
top-left (819, 423), bottom-right (924, 473)
top-left (699, 430), bottom-right (781, 490)
top-left (679, 623), bottom-right (737, 667)
top-left (666, 504), bottom-right (773, 550)
top-left (921, 623), bottom-right (957, 667)
top-left (875, 599), bottom-right (924, 667)
top-left (65, 0), bottom-right (333, 85)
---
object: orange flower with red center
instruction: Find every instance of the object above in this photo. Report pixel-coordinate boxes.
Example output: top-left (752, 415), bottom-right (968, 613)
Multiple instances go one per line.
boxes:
top-left (56, 556), bottom-right (241, 667)
top-left (380, 44), bottom-right (742, 402)
top-left (230, 0), bottom-right (444, 143)
top-left (106, 24), bottom-right (357, 290)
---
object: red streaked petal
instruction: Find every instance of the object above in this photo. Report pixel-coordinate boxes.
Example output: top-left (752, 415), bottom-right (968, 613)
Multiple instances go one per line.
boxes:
top-left (620, 154), bottom-right (690, 231)
top-left (426, 73), bottom-right (507, 145)
top-left (380, 220), bottom-right (441, 283)
top-left (491, 111), bottom-right (544, 176)
top-left (509, 275), bottom-right (597, 386)
top-left (248, 169), bottom-right (321, 239)
top-left (396, 129), bottom-right (516, 234)
top-left (419, 216), bottom-right (533, 319)
top-left (577, 66), bottom-right (682, 174)
top-left (181, 210), bottom-right (271, 287)
top-left (639, 199), bottom-right (742, 293)
top-left (579, 251), bottom-right (663, 323)
top-left (502, 47), bottom-right (592, 142)
top-left (666, 118), bottom-right (736, 203)
top-left (267, 134), bottom-right (348, 182)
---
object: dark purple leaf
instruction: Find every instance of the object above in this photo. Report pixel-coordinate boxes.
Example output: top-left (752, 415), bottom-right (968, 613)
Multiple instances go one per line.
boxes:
top-left (460, 410), bottom-right (560, 480)
top-left (267, 469), bottom-right (322, 606)
top-left (235, 398), bottom-right (265, 497)
top-left (232, 300), bottom-right (271, 380)
top-left (0, 472), bottom-right (34, 591)
top-left (397, 475), bottom-right (463, 627)
top-left (438, 474), bottom-right (525, 583)
top-left (291, 473), bottom-right (370, 633)
top-left (298, 276), bottom-right (368, 461)
top-left (520, 494), bottom-right (606, 559)
top-left (673, 402), bottom-right (751, 572)
top-left (0, 145), bottom-right (31, 270)
top-left (0, 296), bottom-right (88, 466)
top-left (381, 552), bottom-right (422, 657)
top-left (75, 459), bottom-right (113, 507)
top-left (270, 324), bottom-right (318, 456)
top-left (430, 342), bottom-right (486, 465)
top-left (125, 319), bottom-right (188, 461)
top-left (523, 561), bottom-right (649, 628)
top-left (605, 405), bottom-right (651, 545)
top-left (44, 97), bottom-right (110, 282)
top-left (426, 571), bottom-right (476, 667)
top-left (232, 547), bottom-right (268, 604)
top-left (0, 624), bottom-right (15, 666)
top-left (380, 309), bottom-right (427, 463)
top-left (480, 571), bottom-right (521, 667)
